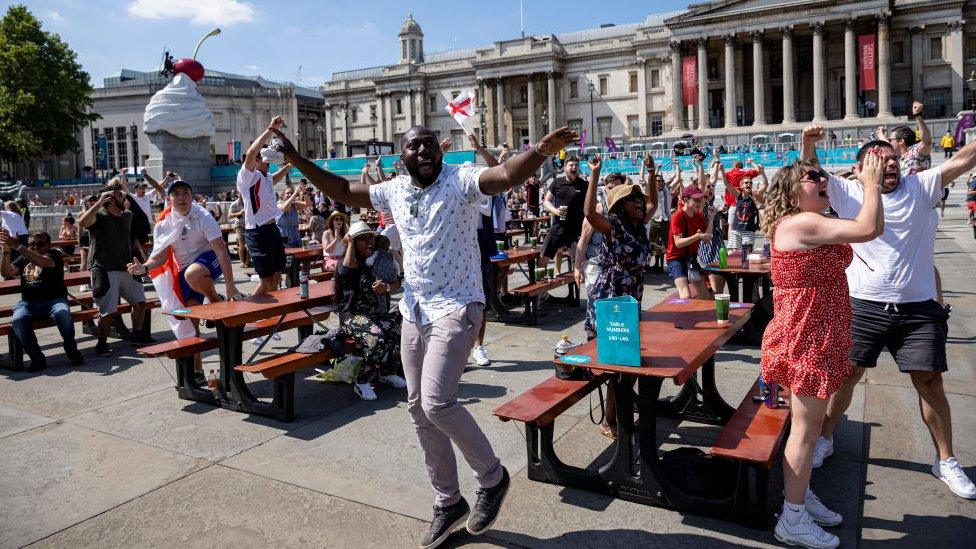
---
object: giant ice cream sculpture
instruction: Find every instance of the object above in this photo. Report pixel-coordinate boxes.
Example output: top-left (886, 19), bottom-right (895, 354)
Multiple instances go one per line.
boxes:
top-left (143, 52), bottom-right (216, 187)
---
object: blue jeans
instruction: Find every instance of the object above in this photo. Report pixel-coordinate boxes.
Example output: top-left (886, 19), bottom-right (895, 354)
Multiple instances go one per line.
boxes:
top-left (11, 298), bottom-right (77, 360)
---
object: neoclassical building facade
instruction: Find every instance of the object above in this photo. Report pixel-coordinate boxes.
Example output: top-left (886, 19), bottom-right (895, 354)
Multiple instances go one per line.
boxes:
top-left (323, 0), bottom-right (976, 156)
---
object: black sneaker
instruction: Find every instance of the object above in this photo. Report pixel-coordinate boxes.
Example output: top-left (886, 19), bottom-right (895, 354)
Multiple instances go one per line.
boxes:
top-left (466, 466), bottom-right (510, 535)
top-left (420, 497), bottom-right (469, 549)
top-left (95, 341), bottom-right (112, 357)
top-left (25, 355), bottom-right (47, 372)
top-left (193, 371), bottom-right (207, 386)
top-left (67, 350), bottom-right (86, 366)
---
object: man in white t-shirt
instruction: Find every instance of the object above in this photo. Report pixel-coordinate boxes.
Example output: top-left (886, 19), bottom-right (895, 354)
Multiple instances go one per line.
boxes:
top-left (271, 123), bottom-right (578, 548)
top-left (236, 115), bottom-right (292, 295)
top-left (802, 126), bottom-right (976, 500)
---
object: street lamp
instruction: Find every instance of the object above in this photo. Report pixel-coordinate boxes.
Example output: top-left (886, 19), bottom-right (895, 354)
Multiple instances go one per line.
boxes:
top-left (316, 124), bottom-right (324, 158)
top-left (967, 69), bottom-right (976, 111)
top-left (588, 81), bottom-right (595, 147)
top-left (541, 110), bottom-right (549, 134)
top-left (478, 99), bottom-right (487, 147)
top-left (192, 28), bottom-right (221, 60)
top-left (369, 105), bottom-right (377, 142)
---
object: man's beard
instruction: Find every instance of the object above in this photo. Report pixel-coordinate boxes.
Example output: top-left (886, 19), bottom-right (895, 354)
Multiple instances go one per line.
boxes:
top-left (405, 158), bottom-right (444, 187)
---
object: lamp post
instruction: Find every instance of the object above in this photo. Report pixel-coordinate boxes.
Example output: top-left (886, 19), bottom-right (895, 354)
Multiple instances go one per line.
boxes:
top-left (369, 105), bottom-right (377, 142)
top-left (191, 28), bottom-right (221, 60)
top-left (478, 99), bottom-right (487, 147)
top-left (967, 69), bottom-right (976, 111)
top-left (316, 124), bottom-right (324, 158)
top-left (588, 81), bottom-right (595, 147)
top-left (541, 110), bottom-right (549, 135)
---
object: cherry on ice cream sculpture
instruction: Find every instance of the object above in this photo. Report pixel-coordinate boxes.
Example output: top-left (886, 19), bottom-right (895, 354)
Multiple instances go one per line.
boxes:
top-left (172, 58), bottom-right (205, 82)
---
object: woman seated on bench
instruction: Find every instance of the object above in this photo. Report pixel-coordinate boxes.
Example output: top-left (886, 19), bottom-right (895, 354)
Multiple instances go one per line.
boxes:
top-left (580, 156), bottom-right (657, 439)
top-left (335, 221), bottom-right (406, 401)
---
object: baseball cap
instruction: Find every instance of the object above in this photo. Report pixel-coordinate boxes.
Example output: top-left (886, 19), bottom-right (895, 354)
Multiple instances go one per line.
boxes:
top-left (166, 179), bottom-right (192, 194)
top-left (680, 186), bottom-right (705, 200)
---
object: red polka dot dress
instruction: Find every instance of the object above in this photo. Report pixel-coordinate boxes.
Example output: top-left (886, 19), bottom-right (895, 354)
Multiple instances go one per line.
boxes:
top-left (760, 238), bottom-right (854, 399)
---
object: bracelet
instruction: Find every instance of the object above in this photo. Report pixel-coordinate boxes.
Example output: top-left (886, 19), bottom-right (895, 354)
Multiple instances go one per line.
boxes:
top-left (532, 143), bottom-right (550, 157)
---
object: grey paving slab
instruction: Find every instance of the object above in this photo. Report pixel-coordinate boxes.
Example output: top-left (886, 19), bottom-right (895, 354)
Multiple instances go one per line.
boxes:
top-left (0, 422), bottom-right (204, 548)
top-left (223, 396), bottom-right (573, 523)
top-left (27, 464), bottom-right (433, 549)
top-left (0, 403), bottom-right (54, 439)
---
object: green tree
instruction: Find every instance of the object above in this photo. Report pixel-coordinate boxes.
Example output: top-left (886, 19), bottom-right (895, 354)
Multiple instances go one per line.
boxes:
top-left (0, 5), bottom-right (98, 163)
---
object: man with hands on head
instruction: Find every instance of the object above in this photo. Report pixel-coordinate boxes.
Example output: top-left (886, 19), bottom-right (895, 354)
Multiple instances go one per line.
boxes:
top-left (237, 115), bottom-right (294, 296)
top-left (801, 123), bottom-right (976, 500)
top-left (271, 122), bottom-right (578, 549)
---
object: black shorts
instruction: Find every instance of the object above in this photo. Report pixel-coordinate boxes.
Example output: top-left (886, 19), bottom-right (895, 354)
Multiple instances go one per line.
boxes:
top-left (244, 222), bottom-right (287, 279)
top-left (849, 297), bottom-right (948, 373)
top-left (540, 222), bottom-right (579, 258)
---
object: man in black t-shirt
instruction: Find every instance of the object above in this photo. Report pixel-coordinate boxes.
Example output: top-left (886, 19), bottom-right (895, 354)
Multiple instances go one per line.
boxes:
top-left (0, 230), bottom-right (84, 371)
top-left (539, 157), bottom-right (587, 271)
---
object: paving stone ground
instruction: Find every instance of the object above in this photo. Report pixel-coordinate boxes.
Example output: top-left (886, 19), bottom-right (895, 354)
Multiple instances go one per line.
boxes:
top-left (1, 184), bottom-right (973, 548)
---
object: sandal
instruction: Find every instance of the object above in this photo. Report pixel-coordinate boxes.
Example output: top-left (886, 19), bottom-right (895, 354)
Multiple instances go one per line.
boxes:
top-left (599, 423), bottom-right (617, 440)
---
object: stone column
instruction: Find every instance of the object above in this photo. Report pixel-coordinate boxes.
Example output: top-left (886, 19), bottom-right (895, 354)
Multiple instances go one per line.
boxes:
top-left (724, 34), bottom-right (737, 128)
top-left (547, 72), bottom-right (557, 131)
top-left (527, 75), bottom-right (537, 144)
top-left (782, 27), bottom-right (796, 124)
top-left (670, 42), bottom-right (685, 131)
top-left (324, 105), bottom-right (333, 152)
top-left (910, 27), bottom-right (925, 103)
top-left (383, 93), bottom-right (394, 140)
top-left (877, 13), bottom-right (892, 117)
top-left (415, 88), bottom-right (426, 127)
top-left (636, 58), bottom-right (648, 136)
top-left (375, 94), bottom-right (384, 140)
top-left (405, 90), bottom-right (414, 128)
top-left (844, 20), bottom-right (859, 119)
top-left (339, 103), bottom-right (348, 157)
top-left (697, 37), bottom-right (709, 130)
top-left (752, 31), bottom-right (766, 125)
top-left (813, 22), bottom-right (827, 121)
top-left (496, 79), bottom-right (506, 146)
top-left (950, 20), bottom-right (965, 113)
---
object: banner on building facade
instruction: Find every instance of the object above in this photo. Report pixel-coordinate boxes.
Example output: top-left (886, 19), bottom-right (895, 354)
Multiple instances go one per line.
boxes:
top-left (234, 141), bottom-right (242, 162)
top-left (95, 136), bottom-right (108, 170)
top-left (682, 56), bottom-right (697, 106)
top-left (858, 34), bottom-right (877, 91)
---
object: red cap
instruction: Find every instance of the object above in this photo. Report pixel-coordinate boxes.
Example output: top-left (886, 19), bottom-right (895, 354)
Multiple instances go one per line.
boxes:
top-left (680, 186), bottom-right (705, 200)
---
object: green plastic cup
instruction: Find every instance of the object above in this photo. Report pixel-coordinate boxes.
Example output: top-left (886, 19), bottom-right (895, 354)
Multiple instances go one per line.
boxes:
top-left (547, 266), bottom-right (555, 279)
top-left (529, 237), bottom-right (538, 246)
top-left (534, 267), bottom-right (546, 281)
top-left (715, 293), bottom-right (731, 325)
top-left (495, 240), bottom-right (505, 253)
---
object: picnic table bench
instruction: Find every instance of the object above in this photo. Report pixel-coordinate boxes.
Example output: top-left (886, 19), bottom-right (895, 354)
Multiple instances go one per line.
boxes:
top-left (489, 246), bottom-right (579, 324)
top-left (493, 296), bottom-right (790, 527)
top-left (164, 280), bottom-right (337, 421)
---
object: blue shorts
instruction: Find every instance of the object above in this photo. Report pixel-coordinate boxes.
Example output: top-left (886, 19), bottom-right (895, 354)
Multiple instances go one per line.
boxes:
top-left (666, 257), bottom-right (704, 282)
top-left (179, 250), bottom-right (222, 305)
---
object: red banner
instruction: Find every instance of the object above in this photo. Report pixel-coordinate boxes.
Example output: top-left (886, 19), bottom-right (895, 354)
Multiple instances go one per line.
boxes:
top-left (682, 56), bottom-right (697, 106)
top-left (859, 34), bottom-right (877, 91)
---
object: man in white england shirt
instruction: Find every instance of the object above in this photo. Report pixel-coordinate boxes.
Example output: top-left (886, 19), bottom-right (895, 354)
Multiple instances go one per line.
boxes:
top-left (272, 124), bottom-right (578, 548)
top-left (801, 125), bottom-right (976, 500)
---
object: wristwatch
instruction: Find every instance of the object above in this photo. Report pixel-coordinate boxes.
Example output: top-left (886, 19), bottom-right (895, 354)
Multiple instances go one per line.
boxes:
top-left (533, 142), bottom-right (551, 157)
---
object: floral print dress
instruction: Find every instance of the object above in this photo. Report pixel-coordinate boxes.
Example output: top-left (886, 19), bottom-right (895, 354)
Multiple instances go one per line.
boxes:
top-left (584, 214), bottom-right (653, 338)
top-left (335, 265), bottom-right (402, 384)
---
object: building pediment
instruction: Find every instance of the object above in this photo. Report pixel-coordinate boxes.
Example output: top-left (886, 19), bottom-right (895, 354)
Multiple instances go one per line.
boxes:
top-left (666, 0), bottom-right (889, 31)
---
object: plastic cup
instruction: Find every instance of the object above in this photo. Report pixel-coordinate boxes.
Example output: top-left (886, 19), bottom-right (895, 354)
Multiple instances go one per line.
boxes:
top-left (495, 240), bottom-right (505, 253)
top-left (534, 267), bottom-right (546, 281)
top-left (547, 266), bottom-right (555, 279)
top-left (301, 236), bottom-right (309, 248)
top-left (558, 206), bottom-right (568, 221)
top-left (715, 293), bottom-right (731, 324)
top-left (529, 237), bottom-right (538, 246)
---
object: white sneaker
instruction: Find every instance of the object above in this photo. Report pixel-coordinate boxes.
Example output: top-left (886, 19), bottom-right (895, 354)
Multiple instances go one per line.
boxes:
top-left (774, 508), bottom-right (840, 549)
top-left (933, 457), bottom-right (976, 499)
top-left (378, 374), bottom-right (407, 389)
top-left (354, 382), bottom-right (377, 401)
top-left (812, 437), bottom-right (834, 469)
top-left (472, 345), bottom-right (491, 366)
top-left (804, 489), bottom-right (843, 527)
top-left (252, 333), bottom-right (282, 346)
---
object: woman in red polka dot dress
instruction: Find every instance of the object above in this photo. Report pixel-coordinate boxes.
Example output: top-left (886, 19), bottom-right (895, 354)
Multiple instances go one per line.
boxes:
top-left (759, 134), bottom-right (885, 549)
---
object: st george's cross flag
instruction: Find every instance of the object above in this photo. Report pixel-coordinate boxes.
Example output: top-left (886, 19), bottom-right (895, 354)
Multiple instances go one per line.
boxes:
top-left (445, 91), bottom-right (476, 133)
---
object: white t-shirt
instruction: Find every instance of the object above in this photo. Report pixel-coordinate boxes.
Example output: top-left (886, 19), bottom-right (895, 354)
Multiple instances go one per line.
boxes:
top-left (131, 193), bottom-right (154, 221)
top-left (168, 206), bottom-right (223, 270)
top-left (236, 167), bottom-right (281, 229)
top-left (1, 210), bottom-right (28, 237)
top-left (827, 168), bottom-right (942, 303)
top-left (370, 163), bottom-right (489, 325)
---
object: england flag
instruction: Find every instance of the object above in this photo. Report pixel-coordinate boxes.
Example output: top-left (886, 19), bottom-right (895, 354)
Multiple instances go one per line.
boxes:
top-left (445, 91), bottom-right (476, 133)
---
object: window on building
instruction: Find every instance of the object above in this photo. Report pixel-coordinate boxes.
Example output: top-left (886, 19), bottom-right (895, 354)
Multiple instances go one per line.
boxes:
top-left (597, 116), bottom-right (612, 142)
top-left (708, 58), bottom-right (719, 79)
top-left (930, 36), bottom-right (944, 61)
top-left (429, 95), bottom-right (436, 111)
top-left (891, 92), bottom-right (909, 116)
top-left (401, 41), bottom-right (407, 59)
top-left (968, 35), bottom-right (976, 59)
top-left (520, 85), bottom-right (528, 104)
top-left (351, 107), bottom-right (358, 123)
top-left (598, 76), bottom-right (608, 96)
top-left (243, 116), bottom-right (252, 130)
top-left (569, 80), bottom-right (578, 98)
top-left (650, 114), bottom-right (663, 136)
top-left (926, 88), bottom-right (948, 117)
top-left (626, 115), bottom-right (639, 137)
top-left (451, 129), bottom-right (465, 150)
top-left (396, 98), bottom-right (403, 115)
top-left (892, 41), bottom-right (905, 64)
top-left (117, 138), bottom-right (127, 169)
top-left (651, 69), bottom-right (661, 89)
top-left (629, 72), bottom-right (638, 93)
top-left (451, 90), bottom-right (459, 99)
top-left (567, 119), bottom-right (583, 136)
top-left (104, 127), bottom-right (115, 169)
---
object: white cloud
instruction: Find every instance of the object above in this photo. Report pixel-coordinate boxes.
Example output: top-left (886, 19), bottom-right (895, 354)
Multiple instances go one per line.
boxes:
top-left (126, 0), bottom-right (255, 26)
top-left (47, 10), bottom-right (64, 22)
top-left (302, 75), bottom-right (328, 86)
top-left (242, 64), bottom-right (260, 73)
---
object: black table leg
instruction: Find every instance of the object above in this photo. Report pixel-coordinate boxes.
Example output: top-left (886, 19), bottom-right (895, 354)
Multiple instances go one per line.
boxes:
top-left (216, 321), bottom-right (298, 422)
top-left (656, 357), bottom-right (735, 426)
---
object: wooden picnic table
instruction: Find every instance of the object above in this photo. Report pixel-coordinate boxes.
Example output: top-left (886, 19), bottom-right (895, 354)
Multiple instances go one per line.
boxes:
top-left (285, 244), bottom-right (324, 286)
top-left (0, 270), bottom-right (90, 296)
top-left (51, 238), bottom-right (78, 249)
top-left (508, 215), bottom-right (548, 240)
top-left (488, 246), bottom-right (540, 321)
top-left (703, 252), bottom-right (772, 344)
top-left (166, 280), bottom-right (336, 419)
top-left (526, 297), bottom-right (756, 518)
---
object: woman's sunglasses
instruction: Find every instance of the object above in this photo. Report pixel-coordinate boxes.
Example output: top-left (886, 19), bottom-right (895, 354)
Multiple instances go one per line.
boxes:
top-left (802, 169), bottom-right (829, 184)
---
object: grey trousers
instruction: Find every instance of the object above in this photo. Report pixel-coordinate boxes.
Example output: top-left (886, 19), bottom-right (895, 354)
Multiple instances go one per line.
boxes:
top-left (401, 302), bottom-right (503, 507)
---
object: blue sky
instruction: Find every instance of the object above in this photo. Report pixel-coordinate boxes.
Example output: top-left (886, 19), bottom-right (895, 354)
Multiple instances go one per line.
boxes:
top-left (13, 0), bottom-right (679, 88)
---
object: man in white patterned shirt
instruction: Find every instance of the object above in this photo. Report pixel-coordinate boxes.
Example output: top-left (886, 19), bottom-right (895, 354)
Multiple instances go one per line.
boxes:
top-left (273, 124), bottom-right (577, 549)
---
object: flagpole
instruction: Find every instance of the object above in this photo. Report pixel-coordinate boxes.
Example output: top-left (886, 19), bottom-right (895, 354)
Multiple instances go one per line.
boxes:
top-left (520, 0), bottom-right (524, 38)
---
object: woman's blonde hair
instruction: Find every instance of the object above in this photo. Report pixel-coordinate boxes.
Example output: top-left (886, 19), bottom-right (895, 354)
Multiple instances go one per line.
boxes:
top-left (760, 159), bottom-right (818, 238)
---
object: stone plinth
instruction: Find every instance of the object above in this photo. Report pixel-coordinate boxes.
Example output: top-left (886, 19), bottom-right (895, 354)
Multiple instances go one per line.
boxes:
top-left (144, 131), bottom-right (212, 190)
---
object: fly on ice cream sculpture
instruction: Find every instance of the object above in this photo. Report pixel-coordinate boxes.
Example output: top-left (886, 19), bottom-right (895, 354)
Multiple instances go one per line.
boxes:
top-left (142, 29), bottom-right (221, 186)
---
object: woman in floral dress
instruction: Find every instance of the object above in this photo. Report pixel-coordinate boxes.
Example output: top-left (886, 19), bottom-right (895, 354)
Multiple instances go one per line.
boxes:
top-left (335, 221), bottom-right (406, 401)
top-left (583, 155), bottom-right (657, 439)
top-left (760, 144), bottom-right (884, 549)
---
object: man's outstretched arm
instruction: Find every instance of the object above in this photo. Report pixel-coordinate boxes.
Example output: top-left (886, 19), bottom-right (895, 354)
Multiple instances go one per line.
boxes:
top-left (478, 127), bottom-right (578, 195)
top-left (939, 139), bottom-right (976, 186)
top-left (271, 129), bottom-right (373, 209)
